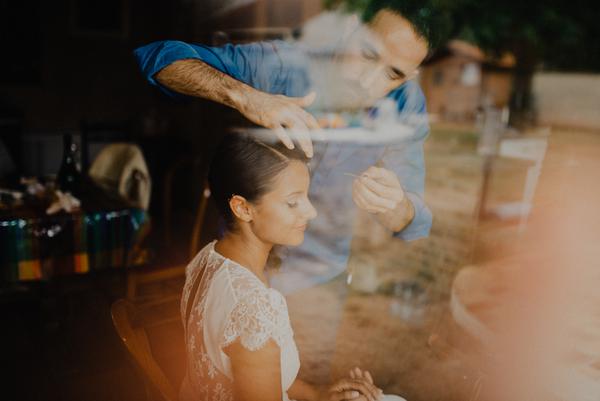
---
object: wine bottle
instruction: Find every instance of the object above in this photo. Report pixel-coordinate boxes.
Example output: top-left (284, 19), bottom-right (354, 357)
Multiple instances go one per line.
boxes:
top-left (57, 133), bottom-right (81, 196)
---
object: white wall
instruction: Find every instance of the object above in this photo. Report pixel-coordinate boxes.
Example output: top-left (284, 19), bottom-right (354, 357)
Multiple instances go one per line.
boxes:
top-left (533, 72), bottom-right (600, 130)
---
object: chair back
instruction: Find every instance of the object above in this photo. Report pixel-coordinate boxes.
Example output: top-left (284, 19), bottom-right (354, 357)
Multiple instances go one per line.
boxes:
top-left (189, 179), bottom-right (211, 260)
top-left (111, 299), bottom-right (178, 401)
top-left (89, 143), bottom-right (151, 210)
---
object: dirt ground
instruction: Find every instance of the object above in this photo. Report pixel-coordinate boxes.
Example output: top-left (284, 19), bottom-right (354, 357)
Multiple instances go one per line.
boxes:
top-left (285, 124), bottom-right (600, 401)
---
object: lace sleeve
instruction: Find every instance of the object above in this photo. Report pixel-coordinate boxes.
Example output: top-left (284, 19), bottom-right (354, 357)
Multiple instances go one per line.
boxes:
top-left (221, 287), bottom-right (290, 352)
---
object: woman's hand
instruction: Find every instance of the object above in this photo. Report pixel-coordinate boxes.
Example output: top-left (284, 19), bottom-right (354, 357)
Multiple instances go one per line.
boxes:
top-left (317, 374), bottom-right (383, 401)
top-left (349, 367), bottom-right (375, 384)
top-left (347, 367), bottom-right (381, 401)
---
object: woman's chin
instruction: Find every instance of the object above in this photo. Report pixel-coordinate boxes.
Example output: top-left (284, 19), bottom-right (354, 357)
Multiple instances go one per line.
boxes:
top-left (280, 232), bottom-right (305, 247)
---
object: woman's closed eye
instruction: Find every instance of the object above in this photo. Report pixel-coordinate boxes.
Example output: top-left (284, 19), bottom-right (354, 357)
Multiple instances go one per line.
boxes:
top-left (287, 200), bottom-right (298, 208)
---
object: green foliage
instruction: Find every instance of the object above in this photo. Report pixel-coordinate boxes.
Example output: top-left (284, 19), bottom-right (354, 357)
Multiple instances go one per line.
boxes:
top-left (324, 0), bottom-right (455, 49)
top-left (325, 0), bottom-right (600, 72)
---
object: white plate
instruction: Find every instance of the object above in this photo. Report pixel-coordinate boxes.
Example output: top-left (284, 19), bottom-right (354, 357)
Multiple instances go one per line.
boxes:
top-left (238, 125), bottom-right (416, 144)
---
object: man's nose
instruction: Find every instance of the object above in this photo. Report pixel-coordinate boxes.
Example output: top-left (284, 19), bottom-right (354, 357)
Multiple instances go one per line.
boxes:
top-left (360, 65), bottom-right (384, 89)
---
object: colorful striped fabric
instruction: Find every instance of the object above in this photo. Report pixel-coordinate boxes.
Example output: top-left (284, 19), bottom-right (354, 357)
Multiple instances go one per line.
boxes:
top-left (0, 208), bottom-right (149, 282)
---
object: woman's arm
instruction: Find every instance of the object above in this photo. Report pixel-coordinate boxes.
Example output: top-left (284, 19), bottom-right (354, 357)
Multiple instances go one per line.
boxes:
top-left (287, 378), bottom-right (321, 401)
top-left (224, 338), bottom-right (283, 401)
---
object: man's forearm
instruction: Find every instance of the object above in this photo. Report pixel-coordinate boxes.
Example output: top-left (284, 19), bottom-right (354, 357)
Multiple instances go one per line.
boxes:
top-left (376, 195), bottom-right (415, 233)
top-left (155, 59), bottom-right (252, 112)
top-left (153, 57), bottom-right (318, 156)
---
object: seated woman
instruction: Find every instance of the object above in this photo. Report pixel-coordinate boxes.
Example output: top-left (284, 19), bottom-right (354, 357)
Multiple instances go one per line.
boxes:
top-left (179, 133), bottom-right (402, 401)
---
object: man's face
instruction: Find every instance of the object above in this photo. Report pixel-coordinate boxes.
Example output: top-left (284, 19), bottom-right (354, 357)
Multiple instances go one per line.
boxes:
top-left (335, 9), bottom-right (429, 108)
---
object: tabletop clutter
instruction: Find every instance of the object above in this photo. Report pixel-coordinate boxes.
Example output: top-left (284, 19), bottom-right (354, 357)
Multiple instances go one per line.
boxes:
top-left (0, 134), bottom-right (150, 282)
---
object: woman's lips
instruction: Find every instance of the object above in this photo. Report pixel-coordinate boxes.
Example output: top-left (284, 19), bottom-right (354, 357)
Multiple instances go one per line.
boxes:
top-left (296, 224), bottom-right (307, 231)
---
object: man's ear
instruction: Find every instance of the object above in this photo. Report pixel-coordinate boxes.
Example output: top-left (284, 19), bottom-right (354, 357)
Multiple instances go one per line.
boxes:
top-left (229, 195), bottom-right (253, 223)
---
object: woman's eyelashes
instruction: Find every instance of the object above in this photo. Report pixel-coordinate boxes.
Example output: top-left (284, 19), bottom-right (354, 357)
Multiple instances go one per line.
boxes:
top-left (286, 200), bottom-right (299, 209)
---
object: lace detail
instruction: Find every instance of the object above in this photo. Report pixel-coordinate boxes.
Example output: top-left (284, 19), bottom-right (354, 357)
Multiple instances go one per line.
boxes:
top-left (221, 266), bottom-right (291, 350)
top-left (181, 242), bottom-right (233, 401)
top-left (180, 241), bottom-right (296, 401)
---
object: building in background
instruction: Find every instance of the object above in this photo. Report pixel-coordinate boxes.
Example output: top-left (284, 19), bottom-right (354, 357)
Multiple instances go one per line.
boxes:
top-left (420, 40), bottom-right (515, 122)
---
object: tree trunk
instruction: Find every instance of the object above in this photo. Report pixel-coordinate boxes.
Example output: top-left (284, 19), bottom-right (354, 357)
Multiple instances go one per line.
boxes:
top-left (509, 42), bottom-right (539, 128)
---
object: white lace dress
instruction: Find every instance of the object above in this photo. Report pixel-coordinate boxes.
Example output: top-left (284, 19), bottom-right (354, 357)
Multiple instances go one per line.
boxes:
top-left (179, 240), bottom-right (301, 401)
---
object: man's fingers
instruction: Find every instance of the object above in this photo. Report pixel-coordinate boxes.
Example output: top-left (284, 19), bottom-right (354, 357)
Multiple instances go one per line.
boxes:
top-left (360, 176), bottom-right (404, 202)
top-left (363, 166), bottom-right (397, 185)
top-left (272, 124), bottom-right (295, 150)
top-left (352, 183), bottom-right (388, 214)
top-left (294, 128), bottom-right (314, 158)
top-left (293, 91), bottom-right (316, 107)
top-left (296, 110), bottom-right (319, 157)
top-left (353, 184), bottom-right (386, 214)
top-left (355, 180), bottom-right (396, 210)
top-left (281, 115), bottom-right (313, 157)
top-left (301, 109), bottom-right (321, 130)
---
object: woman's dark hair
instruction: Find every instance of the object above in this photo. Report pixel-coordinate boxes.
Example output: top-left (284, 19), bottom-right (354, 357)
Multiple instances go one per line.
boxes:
top-left (208, 133), bottom-right (309, 231)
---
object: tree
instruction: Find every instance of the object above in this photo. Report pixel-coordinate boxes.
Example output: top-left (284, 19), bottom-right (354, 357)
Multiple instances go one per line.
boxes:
top-left (451, 0), bottom-right (595, 124)
top-left (325, 0), bottom-right (600, 125)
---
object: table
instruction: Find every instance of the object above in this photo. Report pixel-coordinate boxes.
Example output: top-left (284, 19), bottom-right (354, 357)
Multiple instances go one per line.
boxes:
top-left (0, 181), bottom-right (149, 283)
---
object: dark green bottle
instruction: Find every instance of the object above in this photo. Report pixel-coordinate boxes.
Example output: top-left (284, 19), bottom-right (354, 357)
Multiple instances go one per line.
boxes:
top-left (57, 134), bottom-right (81, 196)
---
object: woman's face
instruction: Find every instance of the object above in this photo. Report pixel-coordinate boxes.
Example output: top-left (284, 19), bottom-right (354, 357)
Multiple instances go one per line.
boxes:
top-left (250, 160), bottom-right (317, 246)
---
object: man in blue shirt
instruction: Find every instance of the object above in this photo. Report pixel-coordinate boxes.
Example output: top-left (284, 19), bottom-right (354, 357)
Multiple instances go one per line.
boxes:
top-left (134, 3), bottom-right (450, 294)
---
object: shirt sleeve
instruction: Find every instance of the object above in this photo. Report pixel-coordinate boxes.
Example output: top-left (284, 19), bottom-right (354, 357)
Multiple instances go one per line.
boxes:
top-left (133, 40), bottom-right (311, 98)
top-left (221, 288), bottom-right (290, 352)
top-left (381, 80), bottom-right (433, 241)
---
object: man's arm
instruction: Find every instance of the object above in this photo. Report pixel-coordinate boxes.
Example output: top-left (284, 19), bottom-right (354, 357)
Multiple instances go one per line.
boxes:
top-left (134, 40), bottom-right (318, 156)
top-left (156, 58), bottom-right (316, 154)
top-left (352, 80), bottom-right (432, 240)
top-left (381, 80), bottom-right (432, 240)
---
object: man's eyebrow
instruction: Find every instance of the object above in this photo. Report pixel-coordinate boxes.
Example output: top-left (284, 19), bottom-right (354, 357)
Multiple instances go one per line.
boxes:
top-left (362, 41), bottom-right (380, 57)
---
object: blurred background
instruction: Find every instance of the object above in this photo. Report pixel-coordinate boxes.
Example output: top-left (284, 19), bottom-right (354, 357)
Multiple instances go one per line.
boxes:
top-left (1, 1), bottom-right (599, 400)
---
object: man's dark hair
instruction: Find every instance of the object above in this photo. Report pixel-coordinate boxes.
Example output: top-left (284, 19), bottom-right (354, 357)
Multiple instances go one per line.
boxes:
top-left (326, 0), bottom-right (454, 50)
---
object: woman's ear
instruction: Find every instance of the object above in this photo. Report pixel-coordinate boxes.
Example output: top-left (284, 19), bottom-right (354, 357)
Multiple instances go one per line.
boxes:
top-left (229, 195), bottom-right (253, 223)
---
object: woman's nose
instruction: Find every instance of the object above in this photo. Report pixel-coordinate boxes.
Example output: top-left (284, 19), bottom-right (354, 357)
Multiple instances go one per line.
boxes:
top-left (305, 201), bottom-right (317, 220)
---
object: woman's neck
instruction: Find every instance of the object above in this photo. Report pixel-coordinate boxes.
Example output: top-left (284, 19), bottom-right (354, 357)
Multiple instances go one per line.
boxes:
top-left (215, 231), bottom-right (272, 284)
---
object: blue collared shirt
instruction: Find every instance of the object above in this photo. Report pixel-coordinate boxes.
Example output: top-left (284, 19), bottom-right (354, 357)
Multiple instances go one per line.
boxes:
top-left (134, 40), bottom-right (432, 293)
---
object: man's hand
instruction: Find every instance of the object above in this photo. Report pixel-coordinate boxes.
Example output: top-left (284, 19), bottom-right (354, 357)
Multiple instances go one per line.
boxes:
top-left (235, 89), bottom-right (319, 157)
top-left (352, 166), bottom-right (415, 232)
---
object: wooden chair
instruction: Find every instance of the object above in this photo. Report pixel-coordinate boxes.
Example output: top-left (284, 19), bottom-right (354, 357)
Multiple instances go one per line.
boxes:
top-left (111, 299), bottom-right (178, 401)
top-left (163, 157), bottom-right (207, 251)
